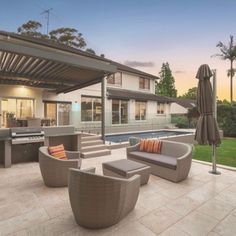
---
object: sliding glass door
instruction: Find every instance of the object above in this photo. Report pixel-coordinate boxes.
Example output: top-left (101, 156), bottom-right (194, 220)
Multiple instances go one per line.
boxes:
top-left (112, 99), bottom-right (128, 124)
top-left (1, 98), bottom-right (34, 128)
top-left (44, 101), bottom-right (71, 126)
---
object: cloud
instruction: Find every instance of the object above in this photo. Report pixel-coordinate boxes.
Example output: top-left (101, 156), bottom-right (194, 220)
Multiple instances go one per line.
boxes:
top-left (124, 60), bottom-right (155, 68)
top-left (175, 70), bottom-right (186, 74)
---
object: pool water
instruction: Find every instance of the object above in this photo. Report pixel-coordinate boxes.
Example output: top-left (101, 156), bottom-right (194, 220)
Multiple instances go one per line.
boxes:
top-left (105, 130), bottom-right (192, 143)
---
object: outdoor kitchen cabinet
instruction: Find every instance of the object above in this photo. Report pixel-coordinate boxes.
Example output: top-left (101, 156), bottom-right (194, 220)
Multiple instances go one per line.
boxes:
top-left (43, 126), bottom-right (82, 152)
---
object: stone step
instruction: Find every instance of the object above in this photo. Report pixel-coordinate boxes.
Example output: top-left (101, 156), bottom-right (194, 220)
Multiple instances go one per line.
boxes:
top-left (81, 144), bottom-right (107, 152)
top-left (82, 135), bottom-right (102, 141)
top-left (81, 149), bottom-right (111, 159)
top-left (81, 140), bottom-right (104, 147)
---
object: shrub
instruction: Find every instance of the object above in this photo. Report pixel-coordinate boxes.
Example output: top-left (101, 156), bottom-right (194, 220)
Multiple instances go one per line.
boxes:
top-left (217, 103), bottom-right (232, 127)
top-left (221, 109), bottom-right (236, 137)
top-left (174, 116), bottom-right (189, 128)
top-left (128, 136), bottom-right (140, 146)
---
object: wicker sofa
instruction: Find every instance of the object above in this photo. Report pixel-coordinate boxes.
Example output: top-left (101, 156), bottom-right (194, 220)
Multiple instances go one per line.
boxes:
top-left (127, 140), bottom-right (192, 182)
top-left (68, 167), bottom-right (140, 229)
top-left (39, 146), bottom-right (81, 187)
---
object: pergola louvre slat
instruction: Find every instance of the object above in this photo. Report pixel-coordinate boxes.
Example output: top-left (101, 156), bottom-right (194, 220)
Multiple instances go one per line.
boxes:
top-left (14, 56), bottom-right (29, 73)
top-left (22, 58), bottom-right (40, 75)
top-left (19, 57), bottom-right (37, 74)
top-left (4, 53), bottom-right (15, 71)
top-left (33, 61), bottom-right (54, 76)
top-left (38, 62), bottom-right (60, 77)
top-left (11, 55), bottom-right (24, 72)
top-left (28, 59), bottom-right (48, 76)
top-left (0, 52), bottom-right (7, 70)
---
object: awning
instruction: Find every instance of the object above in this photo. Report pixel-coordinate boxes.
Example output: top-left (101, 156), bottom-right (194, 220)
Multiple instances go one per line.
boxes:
top-left (0, 31), bottom-right (117, 93)
top-left (107, 88), bottom-right (173, 103)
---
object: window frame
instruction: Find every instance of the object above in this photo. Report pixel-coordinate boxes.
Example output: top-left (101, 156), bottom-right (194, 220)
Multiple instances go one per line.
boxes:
top-left (139, 77), bottom-right (150, 90)
top-left (157, 102), bottom-right (165, 115)
top-left (112, 99), bottom-right (128, 125)
top-left (1, 97), bottom-right (35, 128)
top-left (107, 72), bottom-right (122, 86)
top-left (81, 96), bottom-right (102, 122)
top-left (43, 100), bottom-right (72, 126)
top-left (135, 101), bottom-right (147, 121)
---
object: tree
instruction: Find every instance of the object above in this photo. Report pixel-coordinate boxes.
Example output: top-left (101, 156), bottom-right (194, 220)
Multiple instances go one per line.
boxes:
top-left (187, 106), bottom-right (199, 128)
top-left (49, 28), bottom-right (86, 49)
top-left (17, 21), bottom-right (86, 49)
top-left (214, 35), bottom-right (236, 107)
top-left (179, 87), bottom-right (197, 100)
top-left (85, 48), bottom-right (96, 55)
top-left (155, 62), bottom-right (177, 97)
top-left (17, 20), bottom-right (48, 38)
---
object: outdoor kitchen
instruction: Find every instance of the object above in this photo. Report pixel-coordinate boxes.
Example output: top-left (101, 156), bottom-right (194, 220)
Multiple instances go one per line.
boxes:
top-left (0, 126), bottom-right (82, 168)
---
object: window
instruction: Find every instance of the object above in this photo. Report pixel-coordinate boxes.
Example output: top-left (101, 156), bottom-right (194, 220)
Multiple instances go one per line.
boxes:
top-left (81, 96), bottom-right (101, 122)
top-left (157, 103), bottom-right (165, 114)
top-left (139, 77), bottom-right (150, 90)
top-left (1, 98), bottom-right (35, 127)
top-left (45, 102), bottom-right (57, 125)
top-left (112, 99), bottom-right (128, 124)
top-left (58, 103), bottom-right (71, 125)
top-left (107, 72), bottom-right (122, 86)
top-left (135, 101), bottom-right (146, 120)
top-left (44, 101), bottom-right (71, 126)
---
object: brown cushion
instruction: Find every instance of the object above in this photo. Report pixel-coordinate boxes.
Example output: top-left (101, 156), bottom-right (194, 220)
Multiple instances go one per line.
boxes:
top-left (128, 151), bottom-right (177, 170)
top-left (103, 159), bottom-right (148, 176)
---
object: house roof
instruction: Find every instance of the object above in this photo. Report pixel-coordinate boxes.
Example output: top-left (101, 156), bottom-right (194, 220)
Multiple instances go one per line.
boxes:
top-left (107, 87), bottom-right (173, 103)
top-left (0, 31), bottom-right (159, 80)
top-left (172, 98), bottom-right (196, 109)
top-left (109, 61), bottom-right (159, 80)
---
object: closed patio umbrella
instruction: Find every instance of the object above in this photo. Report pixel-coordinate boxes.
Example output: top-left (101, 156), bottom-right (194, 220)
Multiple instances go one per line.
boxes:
top-left (195, 64), bottom-right (221, 174)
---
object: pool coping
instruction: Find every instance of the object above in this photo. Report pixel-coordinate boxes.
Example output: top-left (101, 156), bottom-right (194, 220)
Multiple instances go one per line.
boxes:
top-left (106, 132), bottom-right (195, 149)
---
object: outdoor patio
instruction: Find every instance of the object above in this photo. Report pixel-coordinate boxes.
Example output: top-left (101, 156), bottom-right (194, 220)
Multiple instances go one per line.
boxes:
top-left (1, 148), bottom-right (236, 236)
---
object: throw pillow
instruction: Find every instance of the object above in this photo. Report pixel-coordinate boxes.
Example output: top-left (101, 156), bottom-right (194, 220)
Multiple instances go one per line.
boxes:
top-left (153, 140), bottom-right (162, 154)
top-left (48, 144), bottom-right (67, 159)
top-left (147, 140), bottom-right (155, 152)
top-left (139, 139), bottom-right (146, 151)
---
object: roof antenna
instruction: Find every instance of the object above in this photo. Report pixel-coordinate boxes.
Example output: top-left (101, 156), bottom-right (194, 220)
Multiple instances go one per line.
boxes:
top-left (41, 8), bottom-right (53, 35)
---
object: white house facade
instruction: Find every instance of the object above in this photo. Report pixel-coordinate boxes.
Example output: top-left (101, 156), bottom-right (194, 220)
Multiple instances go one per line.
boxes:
top-left (0, 31), bottom-right (172, 133)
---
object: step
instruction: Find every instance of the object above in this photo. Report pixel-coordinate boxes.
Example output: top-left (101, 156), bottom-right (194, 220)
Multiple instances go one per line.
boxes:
top-left (82, 149), bottom-right (111, 159)
top-left (82, 135), bottom-right (102, 141)
top-left (81, 140), bottom-right (104, 147)
top-left (81, 144), bottom-right (107, 152)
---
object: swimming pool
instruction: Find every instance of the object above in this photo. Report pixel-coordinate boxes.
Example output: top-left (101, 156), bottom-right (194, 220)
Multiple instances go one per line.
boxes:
top-left (105, 130), bottom-right (192, 143)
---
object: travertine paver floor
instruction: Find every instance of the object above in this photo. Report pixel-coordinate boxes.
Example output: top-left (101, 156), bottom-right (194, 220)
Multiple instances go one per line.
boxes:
top-left (1, 148), bottom-right (236, 236)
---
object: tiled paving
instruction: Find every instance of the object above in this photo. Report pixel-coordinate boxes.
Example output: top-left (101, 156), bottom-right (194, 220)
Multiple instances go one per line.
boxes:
top-left (1, 148), bottom-right (236, 236)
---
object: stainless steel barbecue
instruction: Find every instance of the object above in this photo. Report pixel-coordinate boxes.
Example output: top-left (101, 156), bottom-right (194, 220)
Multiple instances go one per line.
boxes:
top-left (11, 127), bottom-right (45, 145)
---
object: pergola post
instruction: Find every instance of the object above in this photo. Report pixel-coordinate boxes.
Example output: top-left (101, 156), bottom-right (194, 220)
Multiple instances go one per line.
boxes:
top-left (101, 76), bottom-right (106, 143)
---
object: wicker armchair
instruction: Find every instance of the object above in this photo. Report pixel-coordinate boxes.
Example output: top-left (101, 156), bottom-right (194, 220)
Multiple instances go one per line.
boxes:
top-left (39, 146), bottom-right (81, 187)
top-left (68, 168), bottom-right (140, 229)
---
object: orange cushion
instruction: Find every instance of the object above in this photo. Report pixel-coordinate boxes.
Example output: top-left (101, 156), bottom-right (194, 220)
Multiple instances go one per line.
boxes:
top-left (48, 144), bottom-right (67, 159)
top-left (140, 139), bottom-right (146, 151)
top-left (139, 139), bottom-right (162, 153)
top-left (153, 140), bottom-right (162, 154)
top-left (147, 140), bottom-right (155, 153)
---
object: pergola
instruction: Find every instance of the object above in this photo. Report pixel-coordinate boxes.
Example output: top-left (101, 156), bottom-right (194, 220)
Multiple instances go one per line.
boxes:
top-left (0, 31), bottom-right (117, 141)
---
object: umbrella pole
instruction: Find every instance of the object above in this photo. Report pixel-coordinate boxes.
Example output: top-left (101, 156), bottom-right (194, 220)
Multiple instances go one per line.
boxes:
top-left (209, 70), bottom-right (221, 175)
top-left (209, 144), bottom-right (221, 175)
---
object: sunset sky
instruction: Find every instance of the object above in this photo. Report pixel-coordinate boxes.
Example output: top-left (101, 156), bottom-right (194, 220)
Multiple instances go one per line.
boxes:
top-left (1, 0), bottom-right (236, 100)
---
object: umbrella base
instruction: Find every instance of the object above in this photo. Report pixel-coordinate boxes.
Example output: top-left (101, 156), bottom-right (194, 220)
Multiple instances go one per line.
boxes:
top-left (208, 170), bottom-right (221, 175)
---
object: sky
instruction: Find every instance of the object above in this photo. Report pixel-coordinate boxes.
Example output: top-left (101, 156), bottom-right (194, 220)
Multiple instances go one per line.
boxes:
top-left (1, 0), bottom-right (236, 100)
